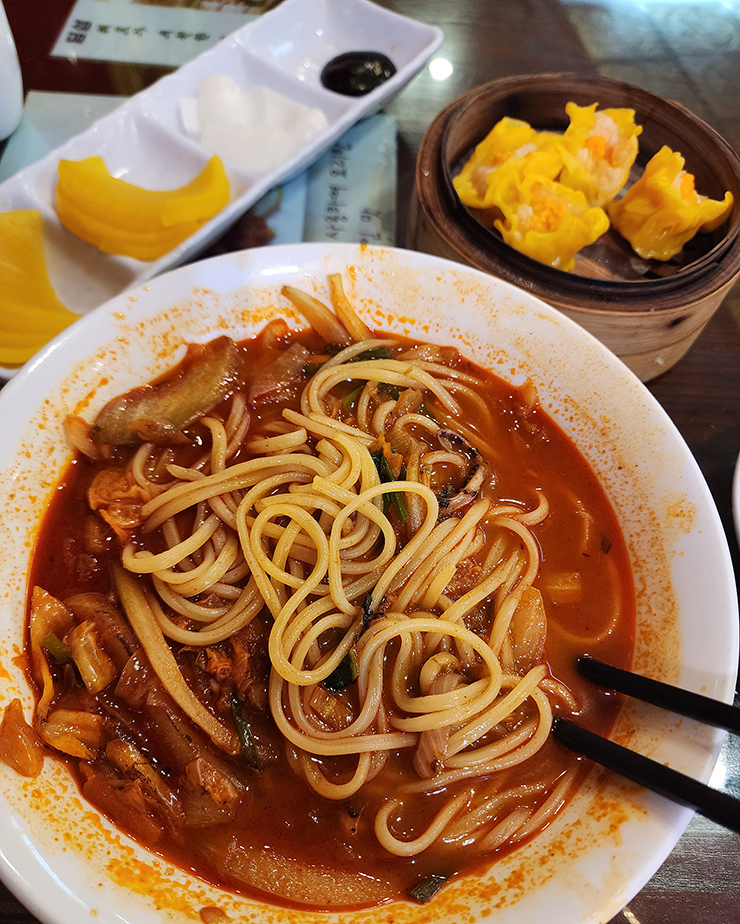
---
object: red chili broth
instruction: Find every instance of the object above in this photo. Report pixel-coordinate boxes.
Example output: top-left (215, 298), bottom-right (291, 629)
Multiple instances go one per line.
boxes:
top-left (27, 327), bottom-right (635, 910)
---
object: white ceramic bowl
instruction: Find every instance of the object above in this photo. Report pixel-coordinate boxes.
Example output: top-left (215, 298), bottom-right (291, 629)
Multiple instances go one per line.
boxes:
top-left (734, 452), bottom-right (740, 545)
top-left (0, 243), bottom-right (737, 924)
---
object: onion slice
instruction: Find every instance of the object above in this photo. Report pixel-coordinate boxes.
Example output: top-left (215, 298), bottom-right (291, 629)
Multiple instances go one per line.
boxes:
top-left (281, 285), bottom-right (353, 345)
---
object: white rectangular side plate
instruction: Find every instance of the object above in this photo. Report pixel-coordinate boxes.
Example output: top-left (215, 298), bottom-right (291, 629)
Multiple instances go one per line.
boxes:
top-left (0, 0), bottom-right (442, 379)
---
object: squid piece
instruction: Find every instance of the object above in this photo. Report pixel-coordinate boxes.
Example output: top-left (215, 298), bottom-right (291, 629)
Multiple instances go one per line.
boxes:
top-left (91, 336), bottom-right (241, 445)
top-left (436, 429), bottom-right (490, 514)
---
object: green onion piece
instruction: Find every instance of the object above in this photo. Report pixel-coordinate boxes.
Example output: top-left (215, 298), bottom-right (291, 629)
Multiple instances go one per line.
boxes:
top-left (42, 632), bottom-right (72, 665)
top-left (342, 385), bottom-right (363, 413)
top-left (374, 453), bottom-right (410, 523)
top-left (361, 593), bottom-right (375, 632)
top-left (409, 873), bottom-right (448, 903)
top-left (371, 450), bottom-right (385, 488)
top-left (303, 361), bottom-right (324, 376)
top-left (371, 450), bottom-right (392, 514)
top-left (325, 343), bottom-right (345, 356)
top-left (379, 453), bottom-right (395, 483)
top-left (323, 650), bottom-right (359, 693)
top-left (379, 382), bottom-right (401, 400)
top-left (348, 346), bottom-right (393, 363)
top-left (392, 490), bottom-right (409, 522)
top-left (230, 694), bottom-right (260, 771)
top-left (391, 462), bottom-right (410, 522)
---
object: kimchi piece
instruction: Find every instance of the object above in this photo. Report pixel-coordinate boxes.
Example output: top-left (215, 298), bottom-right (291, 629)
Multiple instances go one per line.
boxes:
top-left (607, 145), bottom-right (734, 260)
top-left (558, 102), bottom-right (642, 208)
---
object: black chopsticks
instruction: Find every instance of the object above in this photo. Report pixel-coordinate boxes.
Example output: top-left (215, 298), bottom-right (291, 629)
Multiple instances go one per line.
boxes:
top-left (576, 655), bottom-right (740, 735)
top-left (551, 656), bottom-right (740, 834)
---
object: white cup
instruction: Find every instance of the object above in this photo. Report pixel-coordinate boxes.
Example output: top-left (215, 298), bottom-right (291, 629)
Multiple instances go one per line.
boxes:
top-left (0, 1), bottom-right (23, 141)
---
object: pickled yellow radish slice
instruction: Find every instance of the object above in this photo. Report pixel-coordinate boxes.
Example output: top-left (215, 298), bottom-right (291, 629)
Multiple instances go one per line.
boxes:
top-left (56, 155), bottom-right (229, 232)
top-left (0, 210), bottom-right (78, 366)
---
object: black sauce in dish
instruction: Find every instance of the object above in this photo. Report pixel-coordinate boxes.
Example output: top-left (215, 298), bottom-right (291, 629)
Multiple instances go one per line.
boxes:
top-left (320, 51), bottom-right (397, 97)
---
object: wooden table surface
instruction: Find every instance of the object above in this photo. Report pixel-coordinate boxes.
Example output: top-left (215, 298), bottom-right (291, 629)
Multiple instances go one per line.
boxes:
top-left (1, 2), bottom-right (739, 922)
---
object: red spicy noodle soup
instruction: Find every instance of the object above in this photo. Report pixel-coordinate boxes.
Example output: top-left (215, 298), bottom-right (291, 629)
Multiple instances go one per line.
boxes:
top-left (23, 284), bottom-right (634, 910)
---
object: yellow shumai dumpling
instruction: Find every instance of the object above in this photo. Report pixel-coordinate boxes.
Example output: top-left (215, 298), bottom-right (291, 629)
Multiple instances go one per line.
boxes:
top-left (485, 156), bottom-right (610, 271)
top-left (455, 138), bottom-right (565, 216)
top-left (558, 102), bottom-right (642, 208)
top-left (608, 145), bottom-right (734, 260)
top-left (453, 116), bottom-right (541, 208)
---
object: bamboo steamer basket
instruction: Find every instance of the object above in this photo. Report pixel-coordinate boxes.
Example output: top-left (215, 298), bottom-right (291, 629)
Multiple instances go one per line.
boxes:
top-left (409, 74), bottom-right (740, 381)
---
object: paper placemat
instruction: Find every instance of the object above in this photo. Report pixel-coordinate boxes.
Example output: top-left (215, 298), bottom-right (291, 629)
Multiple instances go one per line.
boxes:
top-left (51, 0), bottom-right (262, 68)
